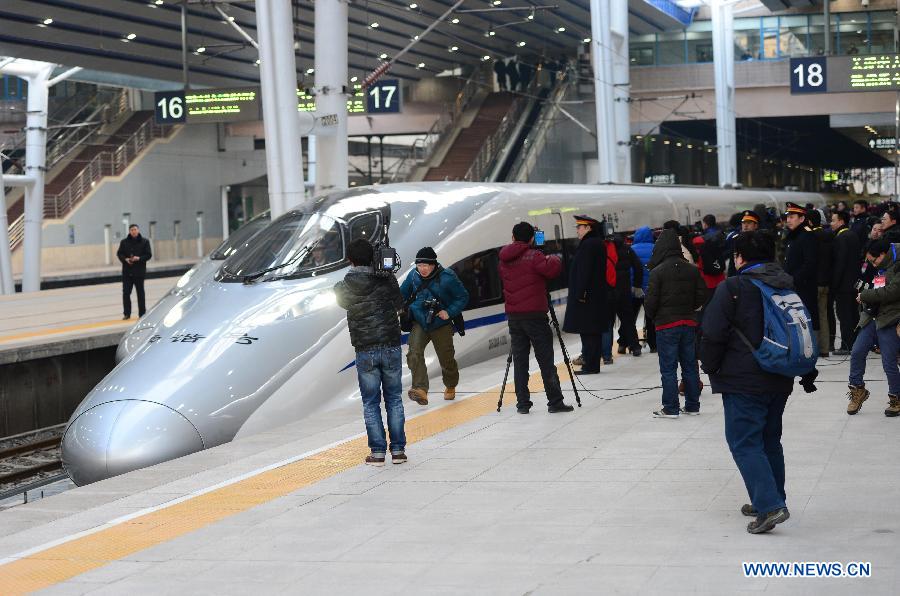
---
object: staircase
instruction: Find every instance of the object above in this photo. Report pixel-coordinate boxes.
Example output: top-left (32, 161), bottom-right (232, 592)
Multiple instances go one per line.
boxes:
top-left (6, 111), bottom-right (177, 251)
top-left (423, 92), bottom-right (517, 181)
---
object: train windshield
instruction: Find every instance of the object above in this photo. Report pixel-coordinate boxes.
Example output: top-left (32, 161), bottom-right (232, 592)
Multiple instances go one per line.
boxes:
top-left (210, 213), bottom-right (271, 260)
top-left (218, 212), bottom-right (344, 282)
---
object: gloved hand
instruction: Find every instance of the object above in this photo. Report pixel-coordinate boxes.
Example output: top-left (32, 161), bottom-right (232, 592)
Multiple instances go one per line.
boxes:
top-left (800, 369), bottom-right (819, 394)
top-left (632, 287), bottom-right (645, 299)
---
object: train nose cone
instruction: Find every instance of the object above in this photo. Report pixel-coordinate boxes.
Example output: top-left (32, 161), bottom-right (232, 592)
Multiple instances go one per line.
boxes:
top-left (61, 400), bottom-right (204, 486)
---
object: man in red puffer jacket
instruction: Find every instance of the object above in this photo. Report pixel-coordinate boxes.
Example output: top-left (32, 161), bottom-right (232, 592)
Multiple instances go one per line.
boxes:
top-left (498, 222), bottom-right (573, 414)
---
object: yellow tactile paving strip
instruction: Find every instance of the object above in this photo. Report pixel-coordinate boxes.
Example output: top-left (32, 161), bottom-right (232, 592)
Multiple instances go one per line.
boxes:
top-left (0, 319), bottom-right (131, 345)
top-left (0, 363), bottom-right (568, 594)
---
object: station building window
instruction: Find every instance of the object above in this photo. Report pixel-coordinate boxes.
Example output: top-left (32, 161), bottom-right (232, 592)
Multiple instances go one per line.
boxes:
top-left (779, 15), bottom-right (810, 57)
top-left (657, 31), bottom-right (686, 65)
top-left (630, 34), bottom-right (656, 66)
top-left (837, 12), bottom-right (870, 55)
top-left (686, 21), bottom-right (713, 63)
top-left (870, 11), bottom-right (895, 54)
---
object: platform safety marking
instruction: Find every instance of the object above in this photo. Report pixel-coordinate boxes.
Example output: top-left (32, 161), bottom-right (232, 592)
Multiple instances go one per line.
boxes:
top-left (0, 319), bottom-right (132, 344)
top-left (0, 363), bottom-right (567, 593)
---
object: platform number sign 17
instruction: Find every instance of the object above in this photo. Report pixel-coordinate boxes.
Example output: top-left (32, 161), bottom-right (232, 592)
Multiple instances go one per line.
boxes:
top-left (154, 90), bottom-right (187, 124)
top-left (789, 57), bottom-right (827, 94)
top-left (366, 79), bottom-right (401, 113)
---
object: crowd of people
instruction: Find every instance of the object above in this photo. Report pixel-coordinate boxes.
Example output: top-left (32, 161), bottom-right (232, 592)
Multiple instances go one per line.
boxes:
top-left (334, 197), bottom-right (900, 536)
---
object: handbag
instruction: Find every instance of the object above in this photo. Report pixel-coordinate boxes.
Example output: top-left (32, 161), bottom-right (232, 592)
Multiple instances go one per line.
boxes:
top-left (400, 276), bottom-right (436, 333)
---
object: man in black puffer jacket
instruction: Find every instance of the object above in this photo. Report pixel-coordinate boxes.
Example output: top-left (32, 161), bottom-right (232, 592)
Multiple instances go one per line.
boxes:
top-left (645, 229), bottom-right (707, 418)
top-left (334, 239), bottom-right (406, 467)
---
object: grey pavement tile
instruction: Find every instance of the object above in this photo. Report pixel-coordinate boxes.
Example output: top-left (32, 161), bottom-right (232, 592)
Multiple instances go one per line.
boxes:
top-left (529, 564), bottom-right (659, 595)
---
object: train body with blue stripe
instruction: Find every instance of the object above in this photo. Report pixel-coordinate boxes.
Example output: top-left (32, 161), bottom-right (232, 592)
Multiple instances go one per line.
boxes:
top-left (61, 182), bottom-right (824, 485)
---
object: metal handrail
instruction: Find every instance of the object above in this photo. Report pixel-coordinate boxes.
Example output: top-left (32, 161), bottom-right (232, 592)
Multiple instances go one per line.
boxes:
top-left (506, 65), bottom-right (579, 183)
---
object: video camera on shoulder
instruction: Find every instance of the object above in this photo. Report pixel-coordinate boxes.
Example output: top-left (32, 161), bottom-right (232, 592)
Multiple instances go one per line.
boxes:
top-left (372, 225), bottom-right (401, 278)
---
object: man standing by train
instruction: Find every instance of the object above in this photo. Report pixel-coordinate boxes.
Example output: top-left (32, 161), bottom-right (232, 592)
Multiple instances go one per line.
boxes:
top-left (783, 202), bottom-right (819, 335)
top-left (117, 223), bottom-right (152, 320)
top-left (499, 222), bottom-right (573, 414)
top-left (563, 215), bottom-right (612, 375)
top-left (402, 247), bottom-right (469, 406)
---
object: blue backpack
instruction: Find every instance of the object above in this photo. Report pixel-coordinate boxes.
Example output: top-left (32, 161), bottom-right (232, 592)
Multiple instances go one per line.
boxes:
top-left (733, 277), bottom-right (818, 378)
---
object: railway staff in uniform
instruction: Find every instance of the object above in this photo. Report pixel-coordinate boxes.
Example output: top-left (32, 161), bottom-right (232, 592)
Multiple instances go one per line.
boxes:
top-left (401, 247), bottom-right (469, 406)
top-left (782, 203), bottom-right (819, 332)
top-left (563, 215), bottom-right (612, 375)
top-left (117, 224), bottom-right (152, 320)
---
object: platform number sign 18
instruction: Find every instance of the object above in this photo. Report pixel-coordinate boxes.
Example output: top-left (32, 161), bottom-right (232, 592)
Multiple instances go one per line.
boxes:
top-left (789, 57), bottom-right (827, 94)
top-left (366, 79), bottom-right (401, 113)
top-left (154, 90), bottom-right (187, 124)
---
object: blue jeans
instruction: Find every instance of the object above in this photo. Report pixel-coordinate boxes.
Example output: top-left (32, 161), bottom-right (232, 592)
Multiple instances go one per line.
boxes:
top-left (723, 392), bottom-right (788, 516)
top-left (657, 326), bottom-right (700, 414)
top-left (356, 346), bottom-right (406, 456)
top-left (601, 327), bottom-right (613, 361)
top-left (849, 319), bottom-right (900, 396)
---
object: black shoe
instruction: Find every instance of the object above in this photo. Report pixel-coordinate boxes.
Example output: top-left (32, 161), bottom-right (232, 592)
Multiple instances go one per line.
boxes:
top-left (649, 348), bottom-right (657, 353)
top-left (632, 349), bottom-right (641, 357)
top-left (603, 358), bottom-right (614, 365)
top-left (575, 369), bottom-right (599, 376)
top-left (548, 403), bottom-right (575, 413)
top-left (517, 407), bottom-right (530, 414)
top-left (747, 507), bottom-right (790, 534)
top-left (832, 348), bottom-right (851, 356)
top-left (617, 345), bottom-right (627, 355)
top-left (123, 315), bottom-right (131, 320)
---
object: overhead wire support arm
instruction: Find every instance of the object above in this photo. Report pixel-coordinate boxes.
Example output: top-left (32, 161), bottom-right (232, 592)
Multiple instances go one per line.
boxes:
top-left (363, 0), bottom-right (467, 88)
top-left (213, 5), bottom-right (260, 50)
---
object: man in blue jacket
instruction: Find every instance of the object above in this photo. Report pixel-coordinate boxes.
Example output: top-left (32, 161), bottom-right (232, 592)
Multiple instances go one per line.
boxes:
top-left (401, 247), bottom-right (469, 406)
top-left (631, 226), bottom-right (655, 352)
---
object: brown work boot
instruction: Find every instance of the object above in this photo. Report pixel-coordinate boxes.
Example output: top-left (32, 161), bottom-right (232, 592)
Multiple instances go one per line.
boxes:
top-left (408, 388), bottom-right (428, 405)
top-left (847, 385), bottom-right (870, 415)
top-left (885, 394), bottom-right (900, 417)
top-left (443, 387), bottom-right (456, 401)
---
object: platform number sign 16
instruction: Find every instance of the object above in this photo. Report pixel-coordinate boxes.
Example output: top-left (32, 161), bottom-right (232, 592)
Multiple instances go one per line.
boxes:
top-left (789, 58), bottom-right (827, 94)
top-left (366, 79), bottom-right (401, 113)
top-left (154, 90), bottom-right (187, 124)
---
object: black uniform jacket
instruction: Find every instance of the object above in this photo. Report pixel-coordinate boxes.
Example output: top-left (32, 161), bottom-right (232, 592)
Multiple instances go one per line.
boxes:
top-left (783, 225), bottom-right (817, 304)
top-left (831, 226), bottom-right (861, 294)
top-left (563, 229), bottom-right (612, 334)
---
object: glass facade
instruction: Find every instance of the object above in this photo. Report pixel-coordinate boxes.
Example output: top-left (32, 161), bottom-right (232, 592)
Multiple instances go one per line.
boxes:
top-left (629, 10), bottom-right (896, 66)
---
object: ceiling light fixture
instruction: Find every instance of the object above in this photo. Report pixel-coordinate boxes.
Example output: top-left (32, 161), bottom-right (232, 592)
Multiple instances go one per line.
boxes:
top-left (370, 22), bottom-right (379, 28)
top-left (126, 33), bottom-right (137, 40)
top-left (517, 41), bottom-right (526, 47)
top-left (451, 18), bottom-right (460, 24)
top-left (41, 18), bottom-right (53, 25)
top-left (417, 62), bottom-right (425, 68)
top-left (409, 2), bottom-right (418, 7)
top-left (155, 0), bottom-right (164, 4)
top-left (255, 59), bottom-right (260, 66)
top-left (196, 46), bottom-right (206, 53)
top-left (482, 55), bottom-right (491, 61)
top-left (583, 37), bottom-right (591, 43)
top-left (557, 27), bottom-right (565, 33)
top-left (527, 13), bottom-right (534, 20)
top-left (488, 30), bottom-right (496, 36)
top-left (379, 53), bottom-right (388, 59)
top-left (306, 68), bottom-right (315, 74)
top-left (449, 46), bottom-right (458, 52)
top-left (350, 76), bottom-right (358, 82)
top-left (492, 0), bottom-right (502, 5)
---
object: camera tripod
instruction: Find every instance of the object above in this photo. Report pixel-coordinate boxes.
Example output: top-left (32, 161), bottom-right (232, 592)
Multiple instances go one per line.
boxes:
top-left (497, 292), bottom-right (582, 412)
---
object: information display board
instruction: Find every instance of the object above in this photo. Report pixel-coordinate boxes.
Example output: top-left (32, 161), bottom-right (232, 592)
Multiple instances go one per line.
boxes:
top-left (366, 79), bottom-right (401, 113)
top-left (297, 84), bottom-right (366, 113)
top-left (790, 54), bottom-right (900, 94)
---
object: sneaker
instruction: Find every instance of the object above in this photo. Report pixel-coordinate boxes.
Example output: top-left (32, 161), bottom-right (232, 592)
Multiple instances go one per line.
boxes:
top-left (573, 355), bottom-right (584, 366)
top-left (747, 507), bottom-right (790, 534)
top-left (833, 348), bottom-right (851, 356)
top-left (548, 403), bottom-right (575, 413)
top-left (408, 388), bottom-right (428, 405)
top-left (652, 409), bottom-right (679, 419)
top-left (680, 407), bottom-right (700, 416)
top-left (740, 503), bottom-right (757, 517)
top-left (444, 387), bottom-right (456, 401)
top-left (847, 385), bottom-right (870, 415)
top-left (365, 454), bottom-right (385, 467)
top-left (885, 394), bottom-right (900, 417)
top-left (391, 452), bottom-right (407, 465)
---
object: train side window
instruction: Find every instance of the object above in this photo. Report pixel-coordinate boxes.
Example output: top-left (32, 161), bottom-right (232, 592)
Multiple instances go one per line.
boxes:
top-left (451, 249), bottom-right (503, 310)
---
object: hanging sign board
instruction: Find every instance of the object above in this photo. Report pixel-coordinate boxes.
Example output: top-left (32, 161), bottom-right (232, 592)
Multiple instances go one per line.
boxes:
top-left (366, 79), bottom-right (402, 113)
top-left (155, 87), bottom-right (261, 124)
top-left (790, 54), bottom-right (900, 94)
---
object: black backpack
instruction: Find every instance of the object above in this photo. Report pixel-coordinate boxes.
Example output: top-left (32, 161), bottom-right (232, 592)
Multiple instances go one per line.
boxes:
top-left (700, 231), bottom-right (726, 276)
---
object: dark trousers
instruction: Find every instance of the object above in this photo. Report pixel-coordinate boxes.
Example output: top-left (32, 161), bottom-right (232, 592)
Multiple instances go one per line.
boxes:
top-left (614, 295), bottom-right (640, 352)
top-left (722, 392), bottom-right (788, 516)
top-left (123, 275), bottom-right (146, 318)
top-left (508, 318), bottom-right (564, 409)
top-left (580, 333), bottom-right (602, 372)
top-left (834, 292), bottom-right (859, 350)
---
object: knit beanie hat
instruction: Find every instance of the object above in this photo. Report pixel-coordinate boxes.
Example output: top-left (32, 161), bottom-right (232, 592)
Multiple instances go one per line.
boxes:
top-left (415, 247), bottom-right (438, 264)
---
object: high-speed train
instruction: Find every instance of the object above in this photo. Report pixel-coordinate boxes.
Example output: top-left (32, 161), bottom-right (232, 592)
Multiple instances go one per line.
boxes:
top-left (115, 211), bottom-right (271, 362)
top-left (61, 182), bottom-right (825, 485)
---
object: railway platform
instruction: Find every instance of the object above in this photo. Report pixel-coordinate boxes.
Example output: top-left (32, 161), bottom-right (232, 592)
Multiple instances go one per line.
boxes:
top-left (0, 348), bottom-right (897, 594)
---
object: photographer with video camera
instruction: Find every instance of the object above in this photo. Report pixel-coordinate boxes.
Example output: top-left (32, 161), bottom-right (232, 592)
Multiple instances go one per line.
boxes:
top-left (401, 247), bottom-right (469, 406)
top-left (498, 222), bottom-right (574, 414)
top-left (333, 238), bottom-right (407, 467)
top-left (846, 239), bottom-right (900, 417)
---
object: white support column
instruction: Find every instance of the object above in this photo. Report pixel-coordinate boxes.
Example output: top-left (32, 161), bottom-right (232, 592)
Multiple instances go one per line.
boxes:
top-left (589, 0), bottom-right (617, 183)
top-left (610, 0), bottom-right (631, 183)
top-left (712, 0), bottom-right (737, 187)
top-left (196, 212), bottom-right (204, 258)
top-left (0, 171), bottom-right (14, 294)
top-left (21, 63), bottom-right (54, 293)
top-left (255, 0), bottom-right (306, 217)
top-left (314, 0), bottom-right (348, 195)
top-left (104, 224), bottom-right (112, 266)
top-left (221, 186), bottom-right (230, 240)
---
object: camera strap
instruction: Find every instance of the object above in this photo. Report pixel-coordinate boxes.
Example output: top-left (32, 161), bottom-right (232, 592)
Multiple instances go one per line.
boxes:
top-left (405, 274), bottom-right (437, 307)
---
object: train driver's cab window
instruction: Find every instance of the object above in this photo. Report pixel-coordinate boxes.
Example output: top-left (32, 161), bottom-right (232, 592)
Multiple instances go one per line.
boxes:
top-left (451, 249), bottom-right (503, 310)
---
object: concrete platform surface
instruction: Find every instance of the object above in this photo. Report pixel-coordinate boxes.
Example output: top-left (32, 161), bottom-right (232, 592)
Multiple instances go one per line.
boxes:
top-left (0, 345), bottom-right (898, 595)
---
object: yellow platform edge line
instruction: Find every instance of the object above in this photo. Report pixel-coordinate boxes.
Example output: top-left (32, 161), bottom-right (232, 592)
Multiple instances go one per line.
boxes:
top-left (0, 319), bottom-right (131, 344)
top-left (0, 364), bottom-right (566, 594)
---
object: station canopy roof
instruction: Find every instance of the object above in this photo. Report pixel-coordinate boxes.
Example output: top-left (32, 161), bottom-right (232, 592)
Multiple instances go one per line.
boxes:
top-left (0, 0), bottom-right (694, 90)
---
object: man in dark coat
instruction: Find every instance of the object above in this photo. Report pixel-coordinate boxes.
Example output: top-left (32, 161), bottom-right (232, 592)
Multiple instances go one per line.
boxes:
top-left (334, 239), bottom-right (407, 466)
top-left (850, 200), bottom-right (869, 247)
top-left (506, 57), bottom-right (520, 92)
top-left (808, 209), bottom-right (834, 357)
top-left (493, 59), bottom-right (508, 91)
top-left (830, 210), bottom-right (861, 354)
top-left (880, 205), bottom-right (900, 244)
top-left (563, 215), bottom-right (611, 374)
top-left (613, 235), bottom-right (644, 356)
top-left (117, 224), bottom-right (152, 319)
top-left (498, 222), bottom-right (573, 414)
top-left (782, 203), bottom-right (818, 332)
top-left (645, 229), bottom-right (707, 417)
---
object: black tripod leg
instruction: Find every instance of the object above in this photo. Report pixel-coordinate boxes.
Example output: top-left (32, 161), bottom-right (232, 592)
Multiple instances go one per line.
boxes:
top-left (497, 350), bottom-right (513, 412)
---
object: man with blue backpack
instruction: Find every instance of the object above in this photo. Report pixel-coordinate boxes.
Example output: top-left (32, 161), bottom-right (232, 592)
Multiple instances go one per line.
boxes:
top-left (700, 231), bottom-right (818, 534)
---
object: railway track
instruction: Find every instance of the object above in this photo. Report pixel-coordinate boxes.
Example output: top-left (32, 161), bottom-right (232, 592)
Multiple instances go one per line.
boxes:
top-left (0, 425), bottom-right (66, 490)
